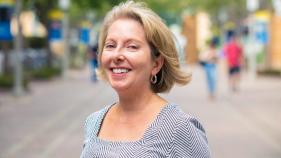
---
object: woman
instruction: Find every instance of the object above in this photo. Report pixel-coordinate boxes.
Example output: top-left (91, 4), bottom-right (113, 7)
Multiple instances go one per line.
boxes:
top-left (200, 38), bottom-right (218, 100)
top-left (81, 1), bottom-right (210, 157)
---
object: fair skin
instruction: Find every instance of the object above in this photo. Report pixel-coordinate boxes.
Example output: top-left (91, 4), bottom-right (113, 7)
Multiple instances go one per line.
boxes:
top-left (99, 18), bottom-right (167, 142)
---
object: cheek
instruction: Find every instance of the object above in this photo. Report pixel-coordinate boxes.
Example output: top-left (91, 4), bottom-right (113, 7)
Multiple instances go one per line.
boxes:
top-left (100, 53), bottom-right (109, 67)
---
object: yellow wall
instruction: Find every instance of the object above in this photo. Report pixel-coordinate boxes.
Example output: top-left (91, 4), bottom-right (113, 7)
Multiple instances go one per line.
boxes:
top-left (182, 15), bottom-right (198, 64)
top-left (269, 14), bottom-right (281, 69)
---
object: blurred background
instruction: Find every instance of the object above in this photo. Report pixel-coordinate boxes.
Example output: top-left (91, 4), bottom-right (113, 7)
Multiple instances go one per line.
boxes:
top-left (0, 0), bottom-right (280, 158)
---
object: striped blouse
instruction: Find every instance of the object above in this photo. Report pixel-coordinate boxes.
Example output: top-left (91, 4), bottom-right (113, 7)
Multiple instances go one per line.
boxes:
top-left (80, 104), bottom-right (211, 158)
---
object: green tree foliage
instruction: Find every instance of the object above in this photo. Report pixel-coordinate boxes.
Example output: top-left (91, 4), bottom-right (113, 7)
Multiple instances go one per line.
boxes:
top-left (71, 0), bottom-right (191, 24)
top-left (71, 0), bottom-right (124, 19)
top-left (24, 0), bottom-right (58, 25)
top-left (24, 0), bottom-right (249, 26)
top-left (70, 0), bottom-right (248, 25)
top-left (189, 0), bottom-right (247, 24)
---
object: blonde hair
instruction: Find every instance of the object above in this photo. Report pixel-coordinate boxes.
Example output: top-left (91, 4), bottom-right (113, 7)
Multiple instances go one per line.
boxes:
top-left (98, 1), bottom-right (191, 93)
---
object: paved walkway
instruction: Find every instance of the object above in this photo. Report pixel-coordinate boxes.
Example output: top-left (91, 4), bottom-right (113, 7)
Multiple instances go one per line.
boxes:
top-left (0, 64), bottom-right (280, 158)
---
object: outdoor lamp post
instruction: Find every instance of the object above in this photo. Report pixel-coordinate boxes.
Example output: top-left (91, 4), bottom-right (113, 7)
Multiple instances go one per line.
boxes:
top-left (246, 0), bottom-right (259, 80)
top-left (13, 0), bottom-right (24, 96)
top-left (59, 0), bottom-right (70, 78)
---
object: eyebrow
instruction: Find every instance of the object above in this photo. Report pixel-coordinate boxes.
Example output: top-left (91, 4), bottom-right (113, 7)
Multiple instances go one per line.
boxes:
top-left (105, 37), bottom-right (144, 45)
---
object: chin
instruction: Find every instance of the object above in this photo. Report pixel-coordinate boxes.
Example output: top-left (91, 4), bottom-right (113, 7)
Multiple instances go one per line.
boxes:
top-left (110, 81), bottom-right (130, 92)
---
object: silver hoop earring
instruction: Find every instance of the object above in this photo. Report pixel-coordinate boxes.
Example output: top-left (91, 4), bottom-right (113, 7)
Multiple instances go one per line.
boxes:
top-left (151, 75), bottom-right (157, 84)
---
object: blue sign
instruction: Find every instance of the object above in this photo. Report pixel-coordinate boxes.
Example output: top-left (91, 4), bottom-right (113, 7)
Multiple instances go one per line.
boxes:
top-left (0, 6), bottom-right (13, 41)
top-left (255, 22), bottom-right (268, 44)
top-left (79, 28), bottom-right (90, 44)
top-left (48, 21), bottom-right (62, 41)
top-left (0, 21), bottom-right (13, 41)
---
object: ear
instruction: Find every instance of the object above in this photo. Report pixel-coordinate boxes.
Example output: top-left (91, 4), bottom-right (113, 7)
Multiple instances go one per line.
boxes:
top-left (151, 55), bottom-right (164, 75)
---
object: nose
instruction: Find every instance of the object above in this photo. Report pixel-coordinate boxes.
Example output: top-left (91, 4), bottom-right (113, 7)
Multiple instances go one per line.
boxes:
top-left (113, 54), bottom-right (125, 63)
top-left (113, 48), bottom-right (125, 63)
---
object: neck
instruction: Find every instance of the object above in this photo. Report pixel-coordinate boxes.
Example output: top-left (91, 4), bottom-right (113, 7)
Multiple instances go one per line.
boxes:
top-left (115, 88), bottom-right (166, 114)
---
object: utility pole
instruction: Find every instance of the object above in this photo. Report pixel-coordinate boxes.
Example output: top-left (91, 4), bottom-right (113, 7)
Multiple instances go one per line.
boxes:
top-left (59, 0), bottom-right (70, 79)
top-left (13, 0), bottom-right (24, 96)
top-left (246, 0), bottom-right (259, 80)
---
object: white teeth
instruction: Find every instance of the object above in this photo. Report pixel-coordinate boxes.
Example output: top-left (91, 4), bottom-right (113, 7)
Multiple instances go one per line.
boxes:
top-left (112, 68), bottom-right (129, 74)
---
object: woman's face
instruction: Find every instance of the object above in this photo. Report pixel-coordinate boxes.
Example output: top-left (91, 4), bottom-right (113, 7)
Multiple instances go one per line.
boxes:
top-left (101, 18), bottom-right (159, 93)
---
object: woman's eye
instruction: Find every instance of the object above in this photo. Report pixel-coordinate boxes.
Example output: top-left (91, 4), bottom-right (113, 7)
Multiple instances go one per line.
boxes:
top-left (105, 44), bottom-right (115, 49)
top-left (128, 45), bottom-right (139, 50)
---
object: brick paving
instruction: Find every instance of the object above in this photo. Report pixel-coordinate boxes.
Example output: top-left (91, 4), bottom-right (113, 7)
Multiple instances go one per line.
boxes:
top-left (0, 64), bottom-right (280, 158)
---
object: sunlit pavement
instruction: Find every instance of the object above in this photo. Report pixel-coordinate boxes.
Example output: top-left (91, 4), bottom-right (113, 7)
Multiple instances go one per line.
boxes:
top-left (0, 63), bottom-right (280, 158)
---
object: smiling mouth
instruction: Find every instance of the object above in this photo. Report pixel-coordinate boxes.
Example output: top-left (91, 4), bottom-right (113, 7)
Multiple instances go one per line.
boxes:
top-left (111, 68), bottom-right (131, 74)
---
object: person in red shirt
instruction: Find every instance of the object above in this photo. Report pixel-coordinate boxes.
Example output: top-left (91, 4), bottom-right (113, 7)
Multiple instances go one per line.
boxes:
top-left (224, 31), bottom-right (243, 92)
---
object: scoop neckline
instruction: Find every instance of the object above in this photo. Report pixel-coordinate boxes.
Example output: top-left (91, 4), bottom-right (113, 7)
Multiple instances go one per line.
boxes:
top-left (93, 103), bottom-right (174, 146)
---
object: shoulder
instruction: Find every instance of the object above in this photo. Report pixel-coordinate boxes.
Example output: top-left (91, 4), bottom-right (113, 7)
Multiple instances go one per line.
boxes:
top-left (83, 106), bottom-right (110, 139)
top-left (166, 106), bottom-right (206, 138)
top-left (169, 105), bottom-right (211, 157)
top-left (165, 105), bottom-right (205, 129)
top-left (162, 104), bottom-right (207, 139)
top-left (176, 107), bottom-right (206, 136)
top-left (84, 111), bottom-right (101, 130)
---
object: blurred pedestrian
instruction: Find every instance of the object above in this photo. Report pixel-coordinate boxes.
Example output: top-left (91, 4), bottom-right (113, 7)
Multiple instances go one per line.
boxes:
top-left (88, 42), bottom-right (98, 82)
top-left (80, 1), bottom-right (210, 158)
top-left (200, 38), bottom-right (219, 100)
top-left (223, 30), bottom-right (243, 92)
